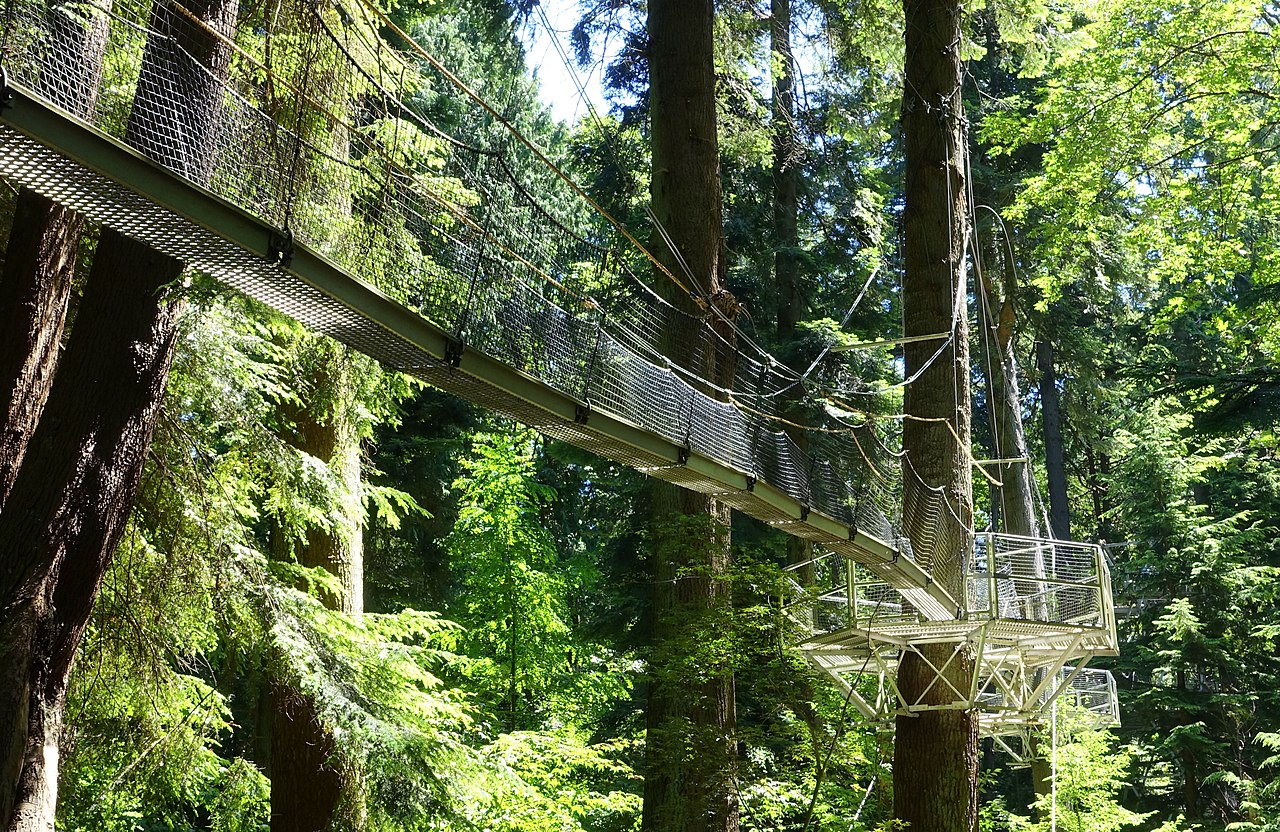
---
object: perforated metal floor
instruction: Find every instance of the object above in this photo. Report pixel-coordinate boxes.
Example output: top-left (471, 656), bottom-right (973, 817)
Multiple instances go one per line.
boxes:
top-left (0, 86), bottom-right (968, 618)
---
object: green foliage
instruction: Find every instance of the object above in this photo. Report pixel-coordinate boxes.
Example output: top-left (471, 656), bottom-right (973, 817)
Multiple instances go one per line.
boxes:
top-left (467, 731), bottom-right (642, 832)
top-left (444, 429), bottom-right (571, 728)
top-left (1010, 719), bottom-right (1154, 832)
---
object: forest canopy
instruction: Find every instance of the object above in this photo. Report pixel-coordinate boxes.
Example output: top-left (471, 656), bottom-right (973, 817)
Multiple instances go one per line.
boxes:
top-left (0, 0), bottom-right (1277, 830)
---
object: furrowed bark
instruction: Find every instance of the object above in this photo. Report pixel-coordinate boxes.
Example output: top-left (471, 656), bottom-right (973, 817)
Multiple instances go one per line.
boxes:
top-left (0, 0), bottom-right (112, 506)
top-left (642, 0), bottom-right (739, 828)
top-left (894, 0), bottom-right (979, 829)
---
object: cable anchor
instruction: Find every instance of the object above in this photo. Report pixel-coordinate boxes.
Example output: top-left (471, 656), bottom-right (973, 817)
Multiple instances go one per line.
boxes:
top-left (0, 66), bottom-right (15, 110)
top-left (574, 401), bottom-right (591, 425)
top-left (268, 228), bottom-right (294, 268)
top-left (444, 339), bottom-right (464, 367)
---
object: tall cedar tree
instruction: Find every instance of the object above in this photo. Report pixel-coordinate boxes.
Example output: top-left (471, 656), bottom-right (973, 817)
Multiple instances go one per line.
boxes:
top-left (0, 0), bottom-right (110, 503)
top-left (0, 0), bottom-right (236, 825)
top-left (642, 0), bottom-right (739, 828)
top-left (771, 0), bottom-right (814, 588)
top-left (268, 343), bottom-right (367, 832)
top-left (894, 0), bottom-right (980, 831)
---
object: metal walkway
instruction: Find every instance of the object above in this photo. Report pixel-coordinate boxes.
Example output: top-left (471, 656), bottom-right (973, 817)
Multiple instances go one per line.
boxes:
top-left (0, 0), bottom-right (1117, 740)
top-left (0, 83), bottom-right (961, 612)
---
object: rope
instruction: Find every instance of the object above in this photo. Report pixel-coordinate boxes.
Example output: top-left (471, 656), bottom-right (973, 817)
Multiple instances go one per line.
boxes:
top-left (348, 0), bottom-right (703, 303)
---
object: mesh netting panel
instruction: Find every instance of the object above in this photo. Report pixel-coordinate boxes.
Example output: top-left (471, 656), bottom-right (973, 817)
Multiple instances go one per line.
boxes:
top-left (970, 534), bottom-right (1105, 628)
top-left (751, 428), bottom-right (809, 502)
top-left (0, 0), bottom-right (1087, 627)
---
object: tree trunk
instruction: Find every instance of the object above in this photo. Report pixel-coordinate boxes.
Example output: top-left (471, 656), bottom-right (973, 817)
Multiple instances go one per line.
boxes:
top-left (976, 269), bottom-right (1038, 541)
top-left (975, 252), bottom-right (1045, 621)
top-left (1036, 338), bottom-right (1070, 540)
top-left (0, 0), bottom-right (112, 505)
top-left (770, 0), bottom-right (814, 587)
top-left (268, 689), bottom-right (345, 832)
top-left (0, 231), bottom-right (186, 831)
top-left (772, 0), bottom-right (801, 340)
top-left (642, 0), bottom-right (738, 828)
top-left (0, 0), bottom-right (236, 823)
top-left (277, 349), bottom-right (365, 614)
top-left (894, 0), bottom-right (979, 830)
top-left (270, 342), bottom-right (366, 832)
top-left (0, 193), bottom-right (85, 507)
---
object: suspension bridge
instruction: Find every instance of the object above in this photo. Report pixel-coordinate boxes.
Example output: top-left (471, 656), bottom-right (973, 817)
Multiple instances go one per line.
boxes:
top-left (0, 0), bottom-right (1117, 750)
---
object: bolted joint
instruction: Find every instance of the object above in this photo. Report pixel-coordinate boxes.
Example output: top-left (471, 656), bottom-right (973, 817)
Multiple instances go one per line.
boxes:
top-left (0, 66), bottom-right (13, 110)
top-left (268, 228), bottom-right (294, 268)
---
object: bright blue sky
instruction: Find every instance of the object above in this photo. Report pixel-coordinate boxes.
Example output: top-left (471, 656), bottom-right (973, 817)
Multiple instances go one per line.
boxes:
top-left (518, 2), bottom-right (610, 124)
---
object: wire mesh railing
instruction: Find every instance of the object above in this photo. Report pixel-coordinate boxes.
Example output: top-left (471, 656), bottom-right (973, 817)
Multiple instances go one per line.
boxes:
top-left (0, 0), bottom-right (1122, 733)
top-left (0, 0), bottom-right (945, 567)
top-left (783, 534), bottom-right (1116, 645)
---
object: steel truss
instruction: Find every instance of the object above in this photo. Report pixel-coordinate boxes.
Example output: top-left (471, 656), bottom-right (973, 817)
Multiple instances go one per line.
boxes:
top-left (783, 534), bottom-right (1119, 743)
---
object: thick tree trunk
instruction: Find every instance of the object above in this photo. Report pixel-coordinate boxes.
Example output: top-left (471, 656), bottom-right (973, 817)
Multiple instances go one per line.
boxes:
top-left (975, 260), bottom-right (1046, 625)
top-left (0, 232), bottom-right (185, 831)
top-left (0, 0), bottom-right (112, 505)
top-left (278, 352), bottom-right (365, 614)
top-left (1036, 338), bottom-right (1070, 540)
top-left (0, 193), bottom-right (85, 506)
top-left (770, 0), bottom-right (814, 586)
top-left (270, 343), bottom-right (365, 832)
top-left (642, 0), bottom-right (738, 829)
top-left (769, 0), bottom-right (814, 589)
top-left (894, 0), bottom-right (979, 830)
top-left (976, 278), bottom-right (1037, 541)
top-left (0, 0), bottom-right (236, 824)
top-left (772, 0), bottom-right (801, 339)
top-left (269, 690), bottom-right (346, 832)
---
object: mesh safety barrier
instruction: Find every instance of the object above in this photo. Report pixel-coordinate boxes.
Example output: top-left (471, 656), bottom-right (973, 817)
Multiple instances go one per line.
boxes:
top-left (0, 0), bottom-right (942, 574)
top-left (0, 0), bottom-right (1117, 668)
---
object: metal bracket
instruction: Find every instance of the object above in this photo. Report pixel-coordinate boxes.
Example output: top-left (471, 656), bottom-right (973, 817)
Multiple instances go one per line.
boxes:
top-left (677, 445), bottom-right (691, 465)
top-left (574, 402), bottom-right (591, 425)
top-left (444, 339), bottom-right (464, 367)
top-left (799, 506), bottom-right (810, 521)
top-left (0, 66), bottom-right (15, 110)
top-left (744, 475), bottom-right (756, 492)
top-left (268, 228), bottom-right (294, 268)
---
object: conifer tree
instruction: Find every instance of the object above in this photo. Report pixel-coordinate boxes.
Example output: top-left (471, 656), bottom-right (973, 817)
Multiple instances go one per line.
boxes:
top-left (893, 0), bottom-right (979, 829)
top-left (642, 0), bottom-right (739, 827)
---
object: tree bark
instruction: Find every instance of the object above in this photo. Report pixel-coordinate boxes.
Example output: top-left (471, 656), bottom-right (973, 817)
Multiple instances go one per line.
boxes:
top-left (268, 348), bottom-right (367, 832)
top-left (975, 252), bottom-right (1046, 621)
top-left (976, 269), bottom-right (1038, 541)
top-left (772, 0), bottom-right (801, 340)
top-left (0, 0), bottom-right (236, 824)
top-left (0, 0), bottom-right (112, 506)
top-left (275, 347), bottom-right (366, 614)
top-left (641, 0), bottom-right (738, 829)
top-left (0, 231), bottom-right (186, 832)
top-left (268, 687), bottom-right (346, 832)
top-left (0, 193), bottom-right (86, 507)
top-left (894, 0), bottom-right (979, 830)
top-left (1036, 338), bottom-right (1070, 540)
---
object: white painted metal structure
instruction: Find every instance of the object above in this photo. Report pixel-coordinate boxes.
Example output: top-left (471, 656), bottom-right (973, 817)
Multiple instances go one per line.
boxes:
top-left (784, 535), bottom-right (1119, 744)
top-left (0, 0), bottom-right (1119, 752)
